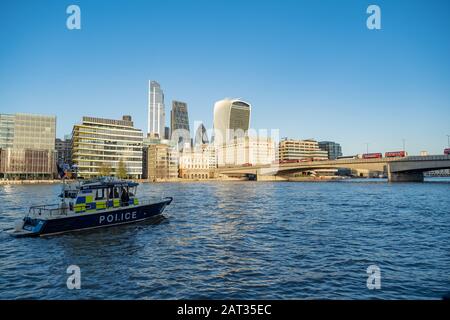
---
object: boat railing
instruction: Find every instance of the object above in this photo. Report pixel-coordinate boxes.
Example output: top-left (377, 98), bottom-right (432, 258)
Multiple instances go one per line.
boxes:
top-left (27, 203), bottom-right (69, 218)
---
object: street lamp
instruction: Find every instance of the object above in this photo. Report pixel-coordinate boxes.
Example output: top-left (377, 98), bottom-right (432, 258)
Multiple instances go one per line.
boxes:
top-left (402, 139), bottom-right (406, 152)
top-left (365, 143), bottom-right (369, 155)
top-left (447, 135), bottom-right (450, 148)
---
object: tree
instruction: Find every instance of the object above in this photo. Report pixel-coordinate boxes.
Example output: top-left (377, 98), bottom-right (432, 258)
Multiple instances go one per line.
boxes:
top-left (99, 162), bottom-right (112, 177)
top-left (117, 159), bottom-right (127, 179)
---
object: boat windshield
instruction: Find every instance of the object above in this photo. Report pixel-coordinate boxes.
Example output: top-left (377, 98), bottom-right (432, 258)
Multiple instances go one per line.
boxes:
top-left (59, 190), bottom-right (77, 199)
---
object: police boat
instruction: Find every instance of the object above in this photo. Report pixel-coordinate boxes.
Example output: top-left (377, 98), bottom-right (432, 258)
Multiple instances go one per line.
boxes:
top-left (8, 177), bottom-right (173, 237)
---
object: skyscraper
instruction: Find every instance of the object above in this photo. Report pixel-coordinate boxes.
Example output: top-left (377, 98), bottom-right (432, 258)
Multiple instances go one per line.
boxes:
top-left (194, 123), bottom-right (209, 147)
top-left (148, 80), bottom-right (165, 138)
top-left (213, 98), bottom-right (251, 145)
top-left (170, 100), bottom-right (190, 149)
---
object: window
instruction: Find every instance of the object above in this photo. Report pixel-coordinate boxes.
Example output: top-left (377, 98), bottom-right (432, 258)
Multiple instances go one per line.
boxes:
top-left (95, 189), bottom-right (105, 200)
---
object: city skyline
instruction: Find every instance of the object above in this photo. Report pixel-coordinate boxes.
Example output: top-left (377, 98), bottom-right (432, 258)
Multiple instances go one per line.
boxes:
top-left (1, 0), bottom-right (450, 155)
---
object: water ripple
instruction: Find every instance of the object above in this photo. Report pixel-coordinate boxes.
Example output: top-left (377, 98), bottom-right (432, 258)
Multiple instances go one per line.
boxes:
top-left (0, 180), bottom-right (450, 299)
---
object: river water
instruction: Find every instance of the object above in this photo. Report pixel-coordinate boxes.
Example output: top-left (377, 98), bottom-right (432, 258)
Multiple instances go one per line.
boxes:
top-left (0, 179), bottom-right (449, 299)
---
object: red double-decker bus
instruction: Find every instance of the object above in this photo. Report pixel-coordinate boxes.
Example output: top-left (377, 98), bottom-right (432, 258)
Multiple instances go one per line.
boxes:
top-left (385, 151), bottom-right (407, 158)
top-left (362, 153), bottom-right (383, 159)
top-left (445, 148), bottom-right (450, 155)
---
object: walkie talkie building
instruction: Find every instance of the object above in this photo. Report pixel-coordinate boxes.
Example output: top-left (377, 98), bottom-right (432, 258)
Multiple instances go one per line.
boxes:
top-left (213, 98), bottom-right (251, 146)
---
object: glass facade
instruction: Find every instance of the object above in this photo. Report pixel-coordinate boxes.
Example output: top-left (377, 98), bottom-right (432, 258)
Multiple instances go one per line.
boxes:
top-left (170, 100), bottom-right (190, 149)
top-left (194, 123), bottom-right (209, 147)
top-left (148, 80), bottom-right (165, 138)
top-left (56, 137), bottom-right (72, 165)
top-left (71, 116), bottom-right (143, 179)
top-left (0, 114), bottom-right (15, 149)
top-left (0, 113), bottom-right (56, 179)
top-left (213, 99), bottom-right (251, 145)
top-left (229, 102), bottom-right (251, 139)
top-left (318, 141), bottom-right (343, 160)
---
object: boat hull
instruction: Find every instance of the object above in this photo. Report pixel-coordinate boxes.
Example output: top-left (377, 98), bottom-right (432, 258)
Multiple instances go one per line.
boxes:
top-left (10, 197), bottom-right (172, 237)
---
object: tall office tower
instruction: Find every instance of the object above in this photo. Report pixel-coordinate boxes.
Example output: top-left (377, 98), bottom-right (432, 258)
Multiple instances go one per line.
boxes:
top-left (170, 100), bottom-right (190, 149)
top-left (72, 115), bottom-right (143, 179)
top-left (148, 80), bottom-right (165, 138)
top-left (0, 113), bottom-right (56, 179)
top-left (213, 98), bottom-right (251, 145)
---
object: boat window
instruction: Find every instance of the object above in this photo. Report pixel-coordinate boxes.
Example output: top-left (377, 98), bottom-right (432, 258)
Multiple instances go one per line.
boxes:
top-left (95, 189), bottom-right (105, 200)
top-left (114, 187), bottom-right (120, 198)
top-left (121, 187), bottom-right (130, 204)
top-left (64, 190), bottom-right (77, 199)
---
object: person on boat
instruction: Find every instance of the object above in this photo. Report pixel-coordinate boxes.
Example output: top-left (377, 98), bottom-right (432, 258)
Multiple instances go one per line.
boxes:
top-left (121, 187), bottom-right (130, 206)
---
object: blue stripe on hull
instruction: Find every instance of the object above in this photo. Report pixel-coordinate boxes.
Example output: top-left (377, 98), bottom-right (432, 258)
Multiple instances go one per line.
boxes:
top-left (37, 199), bottom-right (171, 236)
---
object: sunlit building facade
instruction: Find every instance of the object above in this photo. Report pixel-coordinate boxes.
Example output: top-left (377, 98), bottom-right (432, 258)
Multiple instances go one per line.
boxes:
top-left (71, 116), bottom-right (143, 179)
top-left (179, 144), bottom-right (216, 179)
top-left (143, 137), bottom-right (179, 181)
top-left (278, 138), bottom-right (328, 161)
top-left (217, 136), bottom-right (275, 167)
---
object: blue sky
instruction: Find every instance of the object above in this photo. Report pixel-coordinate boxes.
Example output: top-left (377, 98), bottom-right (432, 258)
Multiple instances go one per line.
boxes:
top-left (1, 0), bottom-right (449, 155)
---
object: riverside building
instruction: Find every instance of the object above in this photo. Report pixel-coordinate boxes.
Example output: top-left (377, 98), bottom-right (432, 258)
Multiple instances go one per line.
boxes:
top-left (142, 134), bottom-right (178, 181)
top-left (278, 138), bottom-right (328, 161)
top-left (217, 136), bottom-right (275, 167)
top-left (318, 141), bottom-right (343, 160)
top-left (179, 144), bottom-right (216, 179)
top-left (0, 113), bottom-right (56, 179)
top-left (71, 115), bottom-right (143, 179)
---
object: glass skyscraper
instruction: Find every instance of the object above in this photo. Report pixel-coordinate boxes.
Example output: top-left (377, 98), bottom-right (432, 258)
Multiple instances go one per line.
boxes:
top-left (148, 80), bottom-right (165, 138)
top-left (194, 123), bottom-right (209, 147)
top-left (170, 100), bottom-right (190, 149)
